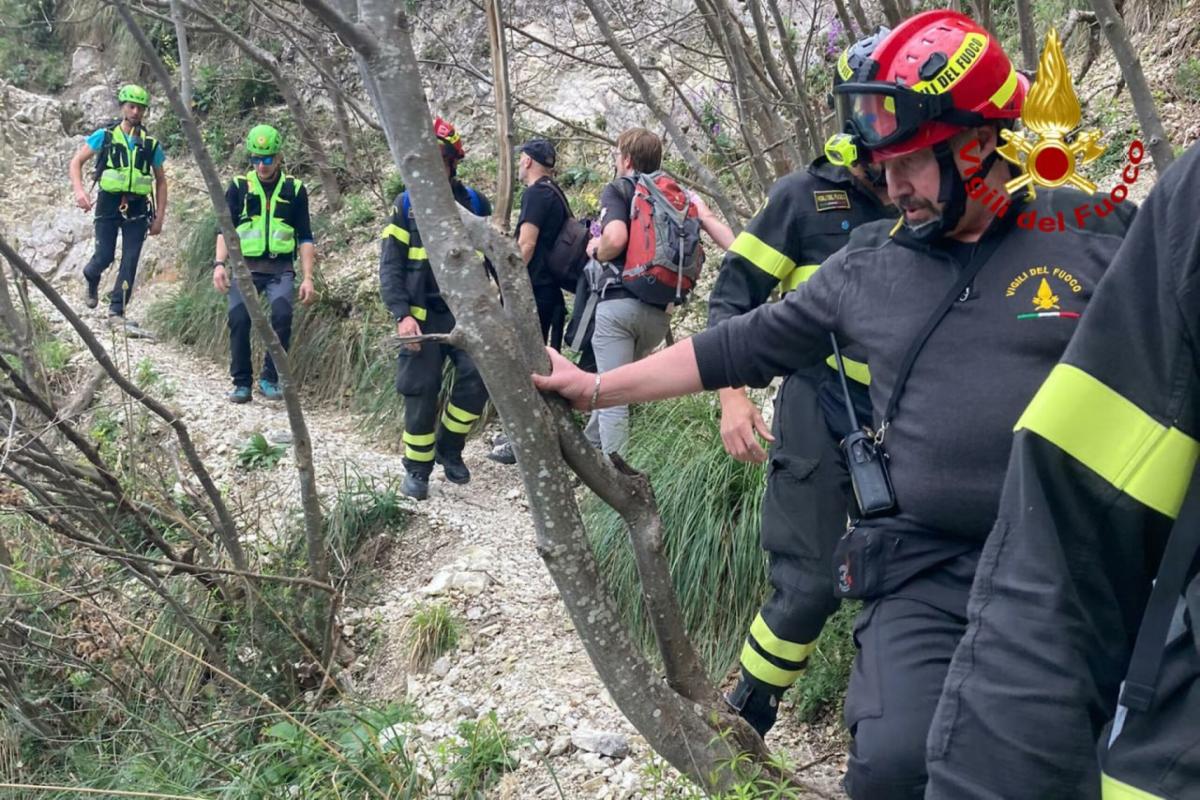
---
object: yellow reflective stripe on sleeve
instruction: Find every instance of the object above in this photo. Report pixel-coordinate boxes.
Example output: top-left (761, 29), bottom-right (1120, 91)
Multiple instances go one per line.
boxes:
top-left (749, 613), bottom-right (817, 665)
top-left (990, 67), bottom-right (1019, 109)
top-left (780, 264), bottom-right (821, 293)
top-left (739, 642), bottom-right (803, 688)
top-left (404, 446), bottom-right (435, 462)
top-left (446, 402), bottom-right (480, 423)
top-left (403, 431), bottom-right (436, 446)
top-left (1015, 364), bottom-right (1200, 519)
top-left (827, 354), bottom-right (872, 385)
top-left (728, 230), bottom-right (796, 283)
top-left (409, 306), bottom-right (427, 321)
top-left (382, 223), bottom-right (410, 244)
top-left (1101, 773), bottom-right (1165, 800)
top-left (409, 247), bottom-right (429, 261)
top-left (440, 414), bottom-right (473, 434)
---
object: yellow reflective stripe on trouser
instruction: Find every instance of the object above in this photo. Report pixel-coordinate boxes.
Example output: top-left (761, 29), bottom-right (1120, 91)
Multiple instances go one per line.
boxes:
top-left (1101, 773), bottom-right (1165, 800)
top-left (403, 430), bottom-right (436, 461)
top-left (409, 247), bottom-right (428, 261)
top-left (780, 263), bottom-right (821, 293)
top-left (1015, 364), bottom-right (1200, 519)
top-left (408, 306), bottom-right (427, 322)
top-left (740, 641), bottom-right (803, 688)
top-left (827, 354), bottom-right (871, 385)
top-left (382, 223), bottom-right (410, 244)
top-left (749, 613), bottom-right (817, 664)
top-left (728, 231), bottom-right (796, 282)
top-left (441, 402), bottom-right (480, 434)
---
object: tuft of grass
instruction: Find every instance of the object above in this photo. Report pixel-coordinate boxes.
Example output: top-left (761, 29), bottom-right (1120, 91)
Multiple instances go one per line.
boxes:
top-left (404, 602), bottom-right (461, 672)
top-left (583, 394), bottom-right (767, 677)
top-left (443, 712), bottom-right (519, 798)
top-left (237, 433), bottom-right (286, 471)
top-left (1177, 57), bottom-right (1200, 102)
top-left (36, 339), bottom-right (72, 372)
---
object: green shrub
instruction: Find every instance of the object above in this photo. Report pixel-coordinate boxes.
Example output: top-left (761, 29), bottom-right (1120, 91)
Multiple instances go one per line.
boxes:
top-left (0, 0), bottom-right (67, 93)
top-left (584, 394), bottom-right (768, 676)
top-left (443, 712), bottom-right (519, 798)
top-left (404, 602), bottom-right (461, 671)
top-left (1177, 57), bottom-right (1200, 102)
top-left (237, 433), bottom-right (286, 470)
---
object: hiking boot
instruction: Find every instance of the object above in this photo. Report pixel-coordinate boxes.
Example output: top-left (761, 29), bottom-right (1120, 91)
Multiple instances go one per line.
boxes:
top-left (725, 678), bottom-right (780, 738)
top-left (402, 470), bottom-right (430, 500)
top-left (487, 438), bottom-right (516, 465)
top-left (83, 277), bottom-right (98, 309)
top-left (227, 386), bottom-right (252, 404)
top-left (436, 452), bottom-right (471, 484)
top-left (258, 379), bottom-right (283, 400)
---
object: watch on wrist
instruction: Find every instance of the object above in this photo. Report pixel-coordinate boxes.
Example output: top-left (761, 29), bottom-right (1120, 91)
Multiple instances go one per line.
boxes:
top-left (213, 260), bottom-right (226, 269)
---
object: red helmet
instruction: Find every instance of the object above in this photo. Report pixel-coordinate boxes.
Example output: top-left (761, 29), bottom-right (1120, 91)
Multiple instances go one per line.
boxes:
top-left (433, 116), bottom-right (465, 161)
top-left (834, 10), bottom-right (1028, 160)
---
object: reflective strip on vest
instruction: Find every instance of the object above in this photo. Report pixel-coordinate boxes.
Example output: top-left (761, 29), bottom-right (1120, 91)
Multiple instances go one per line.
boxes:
top-left (826, 354), bottom-right (872, 385)
top-left (236, 172), bottom-right (297, 258)
top-left (98, 127), bottom-right (156, 196)
top-left (780, 263), bottom-right (821, 293)
top-left (740, 640), bottom-right (803, 688)
top-left (1016, 364), bottom-right (1200, 519)
top-left (749, 613), bottom-right (817, 665)
top-left (382, 223), bottom-right (411, 244)
top-left (1101, 773), bottom-right (1165, 800)
top-left (728, 230), bottom-right (796, 282)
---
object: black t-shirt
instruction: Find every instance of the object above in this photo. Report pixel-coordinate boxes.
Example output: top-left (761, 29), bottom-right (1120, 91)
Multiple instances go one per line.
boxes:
top-left (517, 177), bottom-right (568, 287)
top-left (598, 177), bottom-right (634, 269)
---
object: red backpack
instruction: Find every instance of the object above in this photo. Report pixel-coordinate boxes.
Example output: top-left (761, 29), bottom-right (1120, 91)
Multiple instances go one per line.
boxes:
top-left (620, 172), bottom-right (704, 305)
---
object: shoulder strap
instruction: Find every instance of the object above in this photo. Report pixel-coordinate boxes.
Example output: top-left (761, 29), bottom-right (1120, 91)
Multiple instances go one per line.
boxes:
top-left (401, 190), bottom-right (411, 221)
top-left (542, 179), bottom-right (575, 219)
top-left (880, 234), bottom-right (1006, 434)
top-left (829, 334), bottom-right (863, 430)
top-left (1120, 464), bottom-right (1200, 712)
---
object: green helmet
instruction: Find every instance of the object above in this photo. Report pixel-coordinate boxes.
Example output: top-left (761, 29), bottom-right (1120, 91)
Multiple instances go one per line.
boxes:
top-left (245, 124), bottom-right (281, 156)
top-left (117, 84), bottom-right (150, 107)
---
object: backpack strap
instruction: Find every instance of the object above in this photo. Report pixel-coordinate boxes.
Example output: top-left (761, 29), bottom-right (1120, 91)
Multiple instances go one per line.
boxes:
top-left (401, 190), bottom-right (412, 221)
top-left (542, 179), bottom-right (575, 219)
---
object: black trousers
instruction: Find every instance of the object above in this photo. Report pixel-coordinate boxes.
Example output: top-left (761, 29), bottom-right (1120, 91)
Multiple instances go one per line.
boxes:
top-left (739, 365), bottom-right (870, 692)
top-left (83, 214), bottom-right (149, 316)
top-left (227, 271), bottom-right (294, 388)
top-left (533, 283), bottom-right (566, 350)
top-left (843, 551), bottom-right (977, 799)
top-left (396, 310), bottom-right (488, 475)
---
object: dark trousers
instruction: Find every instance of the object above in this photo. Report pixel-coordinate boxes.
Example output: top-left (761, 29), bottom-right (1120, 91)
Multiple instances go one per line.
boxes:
top-left (533, 283), bottom-right (566, 350)
top-left (228, 271), bottom-right (294, 388)
top-left (83, 214), bottom-right (149, 316)
top-left (396, 310), bottom-right (488, 475)
top-left (740, 366), bottom-right (870, 692)
top-left (842, 554), bottom-right (976, 799)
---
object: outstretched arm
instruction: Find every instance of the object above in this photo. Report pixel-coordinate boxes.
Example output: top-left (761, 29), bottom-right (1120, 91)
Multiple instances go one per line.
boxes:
top-left (533, 339), bottom-right (702, 411)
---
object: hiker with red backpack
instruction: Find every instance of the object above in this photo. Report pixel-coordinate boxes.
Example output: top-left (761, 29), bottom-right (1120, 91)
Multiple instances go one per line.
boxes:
top-left (581, 127), bottom-right (729, 457)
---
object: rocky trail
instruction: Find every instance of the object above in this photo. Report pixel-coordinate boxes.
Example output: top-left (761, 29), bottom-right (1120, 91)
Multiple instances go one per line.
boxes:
top-left (37, 274), bottom-right (848, 798)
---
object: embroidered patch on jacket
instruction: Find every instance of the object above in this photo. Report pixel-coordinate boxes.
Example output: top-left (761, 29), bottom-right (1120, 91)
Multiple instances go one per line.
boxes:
top-left (1006, 266), bottom-right (1084, 319)
top-left (813, 190), bottom-right (851, 212)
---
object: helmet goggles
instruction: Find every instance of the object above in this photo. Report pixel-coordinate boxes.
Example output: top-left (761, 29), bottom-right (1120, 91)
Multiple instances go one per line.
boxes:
top-left (834, 82), bottom-right (985, 153)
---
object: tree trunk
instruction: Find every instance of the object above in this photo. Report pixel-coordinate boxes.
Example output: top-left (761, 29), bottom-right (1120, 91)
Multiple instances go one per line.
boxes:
top-left (112, 3), bottom-right (329, 602)
top-left (167, 0), bottom-right (193, 108)
top-left (485, 0), bottom-right (515, 232)
top-left (1088, 0), bottom-right (1175, 174)
top-left (1015, 0), bottom-right (1038, 72)
top-left (767, 0), bottom-right (822, 159)
top-left (831, 0), bottom-right (856, 36)
top-left (846, 0), bottom-right (872, 32)
top-left (879, 0), bottom-right (903, 27)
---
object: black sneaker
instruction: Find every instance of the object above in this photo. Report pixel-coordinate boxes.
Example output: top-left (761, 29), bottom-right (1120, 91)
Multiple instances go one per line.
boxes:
top-left (402, 470), bottom-right (430, 500)
top-left (435, 452), bottom-right (471, 484)
top-left (83, 278), bottom-right (98, 309)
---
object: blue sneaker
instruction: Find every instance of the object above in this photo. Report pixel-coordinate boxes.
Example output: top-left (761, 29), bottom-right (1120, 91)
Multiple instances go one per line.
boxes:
top-left (258, 379), bottom-right (283, 400)
top-left (227, 386), bottom-right (252, 404)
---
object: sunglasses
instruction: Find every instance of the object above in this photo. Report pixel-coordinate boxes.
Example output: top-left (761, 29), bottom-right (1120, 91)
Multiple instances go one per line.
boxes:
top-left (250, 155), bottom-right (275, 166)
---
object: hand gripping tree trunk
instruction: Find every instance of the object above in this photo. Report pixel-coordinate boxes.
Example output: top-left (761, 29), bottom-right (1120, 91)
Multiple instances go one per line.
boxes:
top-left (298, 2), bottom-right (827, 795)
top-left (1087, 0), bottom-right (1175, 174)
top-left (112, 3), bottom-right (329, 600)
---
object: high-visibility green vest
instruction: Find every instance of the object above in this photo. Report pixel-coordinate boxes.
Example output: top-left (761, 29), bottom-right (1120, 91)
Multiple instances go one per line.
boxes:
top-left (97, 126), bottom-right (157, 196)
top-left (234, 171), bottom-right (300, 258)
